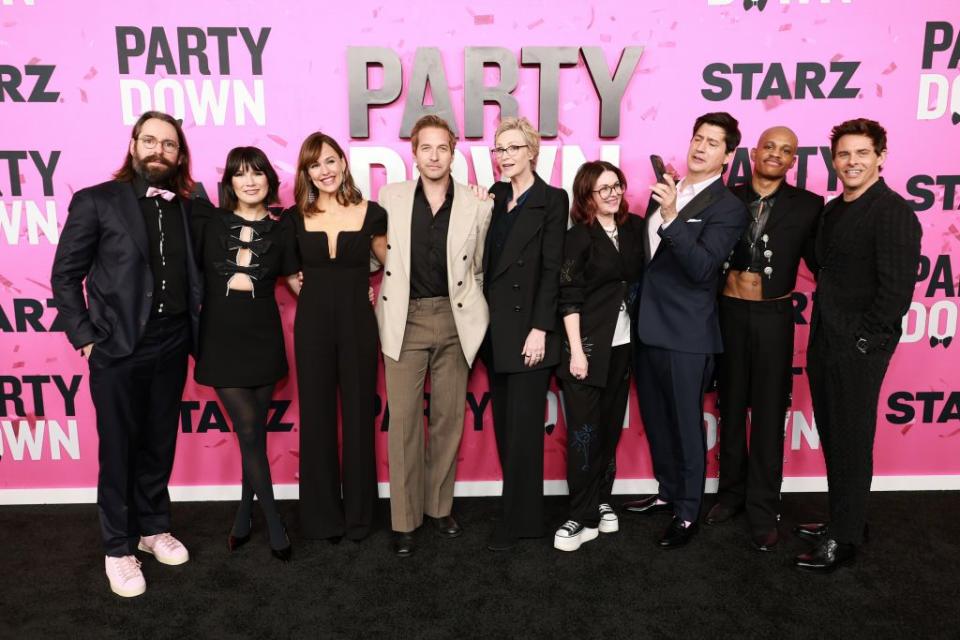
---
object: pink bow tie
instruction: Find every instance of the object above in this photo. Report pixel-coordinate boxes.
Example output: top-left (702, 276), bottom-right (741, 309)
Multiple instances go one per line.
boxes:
top-left (145, 186), bottom-right (176, 201)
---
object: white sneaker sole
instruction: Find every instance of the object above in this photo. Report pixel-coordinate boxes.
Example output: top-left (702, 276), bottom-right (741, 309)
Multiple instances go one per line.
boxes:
top-left (554, 527), bottom-right (599, 552)
top-left (109, 580), bottom-right (146, 598)
top-left (599, 518), bottom-right (619, 534)
top-left (138, 542), bottom-right (189, 566)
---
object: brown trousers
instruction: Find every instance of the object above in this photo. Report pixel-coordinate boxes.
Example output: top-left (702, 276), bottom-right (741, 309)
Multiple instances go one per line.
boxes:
top-left (384, 297), bottom-right (469, 532)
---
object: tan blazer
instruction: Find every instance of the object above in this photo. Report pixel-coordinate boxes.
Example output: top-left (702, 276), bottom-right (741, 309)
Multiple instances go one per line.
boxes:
top-left (375, 179), bottom-right (492, 366)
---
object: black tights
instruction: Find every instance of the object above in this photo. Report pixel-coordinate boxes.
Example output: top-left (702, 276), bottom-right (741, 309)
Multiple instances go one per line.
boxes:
top-left (216, 385), bottom-right (287, 549)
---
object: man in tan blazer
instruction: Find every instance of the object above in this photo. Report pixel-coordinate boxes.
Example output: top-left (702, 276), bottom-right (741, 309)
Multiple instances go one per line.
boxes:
top-left (376, 115), bottom-right (493, 557)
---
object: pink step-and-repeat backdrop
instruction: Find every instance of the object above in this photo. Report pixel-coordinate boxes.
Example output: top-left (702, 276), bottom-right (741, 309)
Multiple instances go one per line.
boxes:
top-left (1, 0), bottom-right (958, 502)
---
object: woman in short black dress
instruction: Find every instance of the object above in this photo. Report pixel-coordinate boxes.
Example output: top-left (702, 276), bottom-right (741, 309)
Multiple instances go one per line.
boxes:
top-left (192, 146), bottom-right (299, 559)
top-left (287, 132), bottom-right (387, 542)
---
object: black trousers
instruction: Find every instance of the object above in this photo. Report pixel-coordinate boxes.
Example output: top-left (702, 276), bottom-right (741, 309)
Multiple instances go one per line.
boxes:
top-left (807, 329), bottom-right (893, 545)
top-left (88, 315), bottom-right (190, 557)
top-left (489, 367), bottom-right (552, 538)
top-left (716, 296), bottom-right (794, 531)
top-left (296, 326), bottom-right (378, 541)
top-left (634, 344), bottom-right (713, 523)
top-left (561, 345), bottom-right (631, 527)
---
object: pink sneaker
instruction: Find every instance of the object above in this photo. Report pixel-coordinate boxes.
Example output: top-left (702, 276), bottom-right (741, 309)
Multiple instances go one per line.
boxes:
top-left (105, 555), bottom-right (146, 598)
top-left (138, 532), bottom-right (190, 565)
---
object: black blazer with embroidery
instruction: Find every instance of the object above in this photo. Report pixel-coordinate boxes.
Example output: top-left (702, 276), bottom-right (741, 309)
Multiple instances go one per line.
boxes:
top-left (557, 215), bottom-right (644, 387)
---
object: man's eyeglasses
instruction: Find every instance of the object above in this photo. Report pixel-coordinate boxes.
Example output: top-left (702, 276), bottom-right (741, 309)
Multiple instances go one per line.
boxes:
top-left (138, 135), bottom-right (180, 153)
top-left (490, 144), bottom-right (529, 157)
top-left (593, 183), bottom-right (625, 199)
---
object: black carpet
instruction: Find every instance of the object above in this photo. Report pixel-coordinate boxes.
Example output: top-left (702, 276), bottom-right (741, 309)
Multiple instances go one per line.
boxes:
top-left (2, 492), bottom-right (959, 639)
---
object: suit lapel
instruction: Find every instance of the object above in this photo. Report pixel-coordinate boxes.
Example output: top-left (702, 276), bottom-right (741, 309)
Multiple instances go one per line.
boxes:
top-left (642, 196), bottom-right (657, 264)
top-left (677, 180), bottom-right (718, 222)
top-left (616, 216), bottom-right (637, 272)
top-left (820, 179), bottom-right (888, 264)
top-left (447, 182), bottom-right (472, 265)
top-left (491, 176), bottom-right (547, 280)
top-left (762, 184), bottom-right (794, 234)
top-left (391, 183), bottom-right (415, 277)
top-left (111, 182), bottom-right (150, 263)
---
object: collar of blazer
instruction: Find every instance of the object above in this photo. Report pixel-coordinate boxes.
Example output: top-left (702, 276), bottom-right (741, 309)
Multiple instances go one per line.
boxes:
top-left (817, 177), bottom-right (889, 265)
top-left (588, 215), bottom-right (636, 272)
top-left (488, 173), bottom-right (552, 280)
top-left (381, 178), bottom-right (480, 277)
top-left (643, 177), bottom-right (722, 263)
top-left (733, 180), bottom-right (797, 235)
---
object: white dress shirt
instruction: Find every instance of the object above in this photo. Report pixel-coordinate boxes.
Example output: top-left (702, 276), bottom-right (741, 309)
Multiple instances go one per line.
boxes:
top-left (646, 174), bottom-right (723, 258)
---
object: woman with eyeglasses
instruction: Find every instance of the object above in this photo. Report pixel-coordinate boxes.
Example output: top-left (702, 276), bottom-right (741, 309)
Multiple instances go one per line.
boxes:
top-left (483, 116), bottom-right (568, 551)
top-left (287, 132), bottom-right (387, 544)
top-left (553, 161), bottom-right (644, 552)
top-left (191, 146), bottom-right (299, 560)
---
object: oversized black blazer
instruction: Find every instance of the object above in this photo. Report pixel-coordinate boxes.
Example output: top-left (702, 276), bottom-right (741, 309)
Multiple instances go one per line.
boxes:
top-left (725, 182), bottom-right (824, 297)
top-left (556, 215), bottom-right (644, 387)
top-left (483, 174), bottom-right (568, 374)
top-left (636, 178), bottom-right (749, 354)
top-left (810, 178), bottom-right (922, 353)
top-left (50, 179), bottom-right (203, 361)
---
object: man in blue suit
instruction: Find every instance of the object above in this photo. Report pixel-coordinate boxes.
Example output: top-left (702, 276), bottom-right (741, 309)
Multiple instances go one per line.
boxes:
top-left (623, 112), bottom-right (749, 548)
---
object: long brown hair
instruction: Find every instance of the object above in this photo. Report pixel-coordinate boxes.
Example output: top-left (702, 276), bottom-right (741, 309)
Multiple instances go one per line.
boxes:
top-left (294, 132), bottom-right (363, 216)
top-left (571, 161), bottom-right (629, 226)
top-left (113, 111), bottom-right (195, 198)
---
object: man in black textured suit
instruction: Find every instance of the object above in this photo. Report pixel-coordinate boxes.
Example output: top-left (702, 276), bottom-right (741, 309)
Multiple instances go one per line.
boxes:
top-left (794, 118), bottom-right (921, 571)
top-left (51, 111), bottom-right (203, 597)
top-left (622, 112), bottom-right (749, 548)
top-left (706, 126), bottom-right (823, 552)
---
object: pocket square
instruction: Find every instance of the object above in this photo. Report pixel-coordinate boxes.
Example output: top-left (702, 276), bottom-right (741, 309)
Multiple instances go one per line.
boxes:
top-left (686, 218), bottom-right (702, 223)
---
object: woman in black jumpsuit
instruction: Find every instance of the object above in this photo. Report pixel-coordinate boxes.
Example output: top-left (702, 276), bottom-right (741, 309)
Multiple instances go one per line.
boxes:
top-left (288, 132), bottom-right (387, 542)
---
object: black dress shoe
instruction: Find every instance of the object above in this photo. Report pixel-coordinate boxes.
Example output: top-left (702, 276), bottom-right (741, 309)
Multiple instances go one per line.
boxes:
top-left (794, 522), bottom-right (869, 543)
top-left (657, 518), bottom-right (699, 549)
top-left (393, 532), bottom-right (415, 557)
top-left (622, 495), bottom-right (673, 515)
top-left (751, 529), bottom-right (779, 552)
top-left (705, 503), bottom-right (743, 526)
top-left (794, 538), bottom-right (856, 572)
top-left (431, 515), bottom-right (463, 538)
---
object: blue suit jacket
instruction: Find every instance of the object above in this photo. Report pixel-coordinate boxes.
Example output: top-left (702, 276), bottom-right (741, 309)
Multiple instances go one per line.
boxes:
top-left (635, 178), bottom-right (749, 354)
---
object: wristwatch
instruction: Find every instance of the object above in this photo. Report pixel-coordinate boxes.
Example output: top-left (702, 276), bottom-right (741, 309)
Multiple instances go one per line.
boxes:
top-left (855, 337), bottom-right (869, 354)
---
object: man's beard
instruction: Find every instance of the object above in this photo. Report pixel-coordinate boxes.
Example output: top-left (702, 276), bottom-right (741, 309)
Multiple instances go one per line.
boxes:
top-left (132, 153), bottom-right (177, 185)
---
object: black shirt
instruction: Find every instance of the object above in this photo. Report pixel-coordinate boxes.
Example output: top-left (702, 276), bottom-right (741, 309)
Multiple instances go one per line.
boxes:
top-left (730, 182), bottom-right (781, 272)
top-left (821, 196), bottom-right (850, 250)
top-left (485, 185), bottom-right (531, 289)
top-left (134, 176), bottom-right (188, 317)
top-left (409, 178), bottom-right (454, 299)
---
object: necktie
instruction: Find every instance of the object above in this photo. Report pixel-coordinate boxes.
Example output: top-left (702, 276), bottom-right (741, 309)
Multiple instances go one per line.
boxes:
top-left (145, 186), bottom-right (176, 201)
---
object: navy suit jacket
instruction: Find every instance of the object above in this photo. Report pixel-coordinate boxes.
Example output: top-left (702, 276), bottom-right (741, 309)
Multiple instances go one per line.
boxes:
top-left (635, 177), bottom-right (749, 354)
